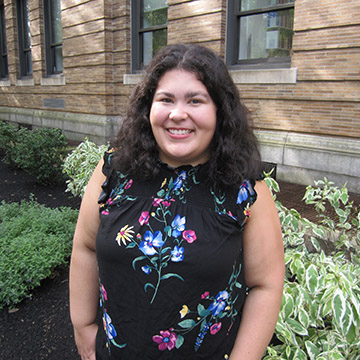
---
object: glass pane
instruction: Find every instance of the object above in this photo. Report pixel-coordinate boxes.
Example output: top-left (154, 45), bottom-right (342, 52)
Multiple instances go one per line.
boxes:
top-left (53, 45), bottom-right (63, 72)
top-left (23, 0), bottom-right (31, 50)
top-left (240, 0), bottom-right (293, 12)
top-left (238, 9), bottom-right (293, 60)
top-left (25, 49), bottom-right (32, 74)
top-left (141, 0), bottom-right (168, 28)
top-left (1, 4), bottom-right (7, 54)
top-left (50, 0), bottom-right (62, 44)
top-left (142, 28), bottom-right (167, 66)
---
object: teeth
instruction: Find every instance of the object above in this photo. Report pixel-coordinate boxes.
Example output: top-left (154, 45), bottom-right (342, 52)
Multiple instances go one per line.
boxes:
top-left (169, 129), bottom-right (191, 135)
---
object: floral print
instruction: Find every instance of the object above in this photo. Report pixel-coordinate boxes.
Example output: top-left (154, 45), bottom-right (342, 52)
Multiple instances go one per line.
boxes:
top-left (152, 263), bottom-right (243, 352)
top-left (99, 283), bottom-right (126, 353)
top-left (97, 152), bottom-right (258, 357)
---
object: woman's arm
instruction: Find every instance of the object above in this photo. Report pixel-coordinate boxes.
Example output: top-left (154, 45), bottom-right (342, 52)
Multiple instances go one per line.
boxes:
top-left (229, 180), bottom-right (284, 360)
top-left (69, 159), bottom-right (106, 360)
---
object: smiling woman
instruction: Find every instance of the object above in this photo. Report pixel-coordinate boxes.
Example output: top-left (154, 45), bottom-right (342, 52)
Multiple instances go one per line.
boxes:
top-left (149, 69), bottom-right (217, 168)
top-left (69, 44), bottom-right (284, 360)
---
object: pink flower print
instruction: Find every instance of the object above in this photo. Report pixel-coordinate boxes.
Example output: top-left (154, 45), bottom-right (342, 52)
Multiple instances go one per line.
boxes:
top-left (210, 322), bottom-right (222, 335)
top-left (106, 198), bottom-right (114, 206)
top-left (153, 198), bottom-right (163, 207)
top-left (124, 179), bottom-right (133, 189)
top-left (162, 200), bottom-right (172, 207)
top-left (139, 211), bottom-right (150, 226)
top-left (153, 329), bottom-right (177, 351)
top-left (101, 284), bottom-right (108, 301)
top-left (183, 230), bottom-right (197, 243)
top-left (101, 209), bottom-right (109, 215)
top-left (201, 291), bottom-right (210, 299)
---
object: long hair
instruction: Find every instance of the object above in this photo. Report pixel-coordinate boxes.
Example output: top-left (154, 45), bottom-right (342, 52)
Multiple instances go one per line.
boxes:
top-left (112, 43), bottom-right (261, 188)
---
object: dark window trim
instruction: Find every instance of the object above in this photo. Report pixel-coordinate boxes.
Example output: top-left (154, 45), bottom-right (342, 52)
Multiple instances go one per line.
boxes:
top-left (43, 0), bottom-right (63, 75)
top-left (226, 0), bottom-right (295, 69)
top-left (131, 1), bottom-right (168, 73)
top-left (0, 0), bottom-right (8, 79)
top-left (16, 0), bottom-right (32, 77)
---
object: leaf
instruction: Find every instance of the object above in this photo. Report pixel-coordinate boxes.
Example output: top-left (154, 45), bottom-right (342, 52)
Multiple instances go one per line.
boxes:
top-left (312, 226), bottom-right (325, 238)
top-left (132, 256), bottom-right (147, 270)
top-left (298, 307), bottom-right (309, 329)
top-left (164, 226), bottom-right (172, 236)
top-left (144, 283), bottom-right (155, 292)
top-left (305, 264), bottom-right (318, 294)
top-left (286, 318), bottom-right (308, 336)
top-left (197, 304), bottom-right (210, 317)
top-left (175, 334), bottom-right (184, 349)
top-left (332, 289), bottom-right (353, 337)
top-left (160, 273), bottom-right (184, 282)
top-left (178, 319), bottom-right (196, 329)
top-left (126, 242), bottom-right (136, 249)
top-left (281, 292), bottom-right (294, 319)
top-left (304, 340), bottom-right (320, 360)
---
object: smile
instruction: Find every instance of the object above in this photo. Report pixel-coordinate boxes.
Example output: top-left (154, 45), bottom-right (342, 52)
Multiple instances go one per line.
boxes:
top-left (168, 129), bottom-right (192, 135)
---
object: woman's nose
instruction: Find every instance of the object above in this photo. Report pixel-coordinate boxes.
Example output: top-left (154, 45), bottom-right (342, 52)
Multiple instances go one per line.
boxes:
top-left (169, 105), bottom-right (188, 121)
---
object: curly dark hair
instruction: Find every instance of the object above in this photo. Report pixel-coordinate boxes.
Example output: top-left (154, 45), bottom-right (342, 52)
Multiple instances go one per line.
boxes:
top-left (111, 43), bottom-right (261, 188)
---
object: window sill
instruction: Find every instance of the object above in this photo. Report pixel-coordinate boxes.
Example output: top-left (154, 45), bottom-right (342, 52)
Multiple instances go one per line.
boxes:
top-left (15, 77), bottom-right (34, 86)
top-left (230, 68), bottom-right (297, 84)
top-left (123, 73), bottom-right (144, 85)
top-left (41, 75), bottom-right (65, 86)
top-left (0, 79), bottom-right (10, 86)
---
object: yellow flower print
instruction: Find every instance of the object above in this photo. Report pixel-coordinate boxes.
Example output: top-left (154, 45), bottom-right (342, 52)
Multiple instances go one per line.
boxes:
top-left (161, 178), bottom-right (167, 188)
top-left (179, 305), bottom-right (189, 318)
top-left (243, 203), bottom-right (251, 217)
top-left (116, 225), bottom-right (134, 246)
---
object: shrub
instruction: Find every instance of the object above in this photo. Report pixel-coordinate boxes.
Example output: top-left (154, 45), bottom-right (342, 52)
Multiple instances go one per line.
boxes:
top-left (0, 199), bottom-right (78, 309)
top-left (263, 175), bottom-right (360, 360)
top-left (0, 121), bottom-right (18, 165)
top-left (12, 127), bottom-right (68, 185)
top-left (62, 138), bottom-right (108, 197)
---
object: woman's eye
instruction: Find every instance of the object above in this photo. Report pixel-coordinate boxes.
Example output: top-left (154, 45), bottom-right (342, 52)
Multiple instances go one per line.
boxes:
top-left (160, 98), bottom-right (172, 103)
top-left (190, 98), bottom-right (202, 104)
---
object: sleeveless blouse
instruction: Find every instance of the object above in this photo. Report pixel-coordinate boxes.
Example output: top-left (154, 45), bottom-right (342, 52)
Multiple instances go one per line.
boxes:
top-left (95, 150), bottom-right (258, 359)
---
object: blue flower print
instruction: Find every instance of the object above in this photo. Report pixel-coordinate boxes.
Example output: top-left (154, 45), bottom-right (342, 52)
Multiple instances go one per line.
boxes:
top-left (173, 171), bottom-right (186, 191)
top-left (142, 265), bottom-right (152, 274)
top-left (171, 246), bottom-right (184, 262)
top-left (236, 180), bottom-right (254, 204)
top-left (103, 311), bottom-right (117, 340)
top-left (171, 214), bottom-right (186, 237)
top-left (139, 230), bottom-right (165, 255)
top-left (208, 290), bottom-right (229, 316)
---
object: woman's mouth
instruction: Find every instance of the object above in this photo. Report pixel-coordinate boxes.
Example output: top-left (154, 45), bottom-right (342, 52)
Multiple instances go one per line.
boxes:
top-left (168, 128), bottom-right (192, 135)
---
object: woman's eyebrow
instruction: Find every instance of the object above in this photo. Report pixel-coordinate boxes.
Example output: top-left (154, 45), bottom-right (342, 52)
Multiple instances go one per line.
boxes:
top-left (185, 91), bottom-right (210, 100)
top-left (154, 91), bottom-right (174, 98)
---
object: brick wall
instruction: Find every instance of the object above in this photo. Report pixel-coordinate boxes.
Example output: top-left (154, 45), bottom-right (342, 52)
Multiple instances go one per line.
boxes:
top-left (1, 0), bottom-right (359, 142)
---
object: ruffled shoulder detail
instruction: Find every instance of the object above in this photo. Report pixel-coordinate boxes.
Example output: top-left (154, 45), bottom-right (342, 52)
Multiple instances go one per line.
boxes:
top-left (98, 148), bottom-right (117, 204)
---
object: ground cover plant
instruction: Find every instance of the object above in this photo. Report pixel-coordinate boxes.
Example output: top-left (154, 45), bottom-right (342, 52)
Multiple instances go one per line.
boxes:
top-left (0, 199), bottom-right (78, 309)
top-left (264, 175), bottom-right (360, 360)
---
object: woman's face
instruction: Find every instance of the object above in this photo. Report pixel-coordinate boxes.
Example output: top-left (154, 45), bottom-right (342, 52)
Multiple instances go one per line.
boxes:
top-left (149, 69), bottom-right (217, 168)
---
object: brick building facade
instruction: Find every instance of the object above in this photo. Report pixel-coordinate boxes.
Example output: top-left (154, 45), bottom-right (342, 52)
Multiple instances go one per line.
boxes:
top-left (1, 0), bottom-right (360, 192)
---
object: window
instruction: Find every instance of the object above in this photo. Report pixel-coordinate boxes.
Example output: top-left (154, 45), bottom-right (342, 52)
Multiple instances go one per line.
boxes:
top-left (132, 0), bottom-right (168, 72)
top-left (0, 0), bottom-right (8, 78)
top-left (17, 0), bottom-right (32, 77)
top-left (43, 0), bottom-right (63, 75)
top-left (227, 0), bottom-right (295, 68)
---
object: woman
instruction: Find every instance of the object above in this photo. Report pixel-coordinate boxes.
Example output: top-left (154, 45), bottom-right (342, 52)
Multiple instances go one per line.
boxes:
top-left (69, 43), bottom-right (284, 359)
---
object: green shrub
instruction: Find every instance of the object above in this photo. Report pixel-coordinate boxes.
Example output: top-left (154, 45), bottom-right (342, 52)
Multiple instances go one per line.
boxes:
top-left (62, 138), bottom-right (108, 197)
top-left (0, 199), bottom-right (78, 309)
top-left (12, 127), bottom-right (68, 185)
top-left (263, 176), bottom-right (360, 360)
top-left (0, 121), bottom-right (18, 165)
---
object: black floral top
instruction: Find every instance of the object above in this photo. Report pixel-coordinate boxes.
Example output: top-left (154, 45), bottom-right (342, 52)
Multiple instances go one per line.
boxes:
top-left (95, 150), bottom-right (258, 359)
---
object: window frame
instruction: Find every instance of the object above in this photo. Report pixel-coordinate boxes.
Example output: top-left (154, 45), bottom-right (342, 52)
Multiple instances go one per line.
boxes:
top-left (43, 0), bottom-right (63, 76)
top-left (16, 0), bottom-right (32, 77)
top-left (226, 0), bottom-right (295, 69)
top-left (131, 0), bottom-right (168, 73)
top-left (0, 0), bottom-right (8, 79)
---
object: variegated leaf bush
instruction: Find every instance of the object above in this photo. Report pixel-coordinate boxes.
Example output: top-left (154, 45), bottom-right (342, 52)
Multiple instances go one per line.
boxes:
top-left (264, 175), bottom-right (360, 360)
top-left (63, 138), bottom-right (109, 197)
